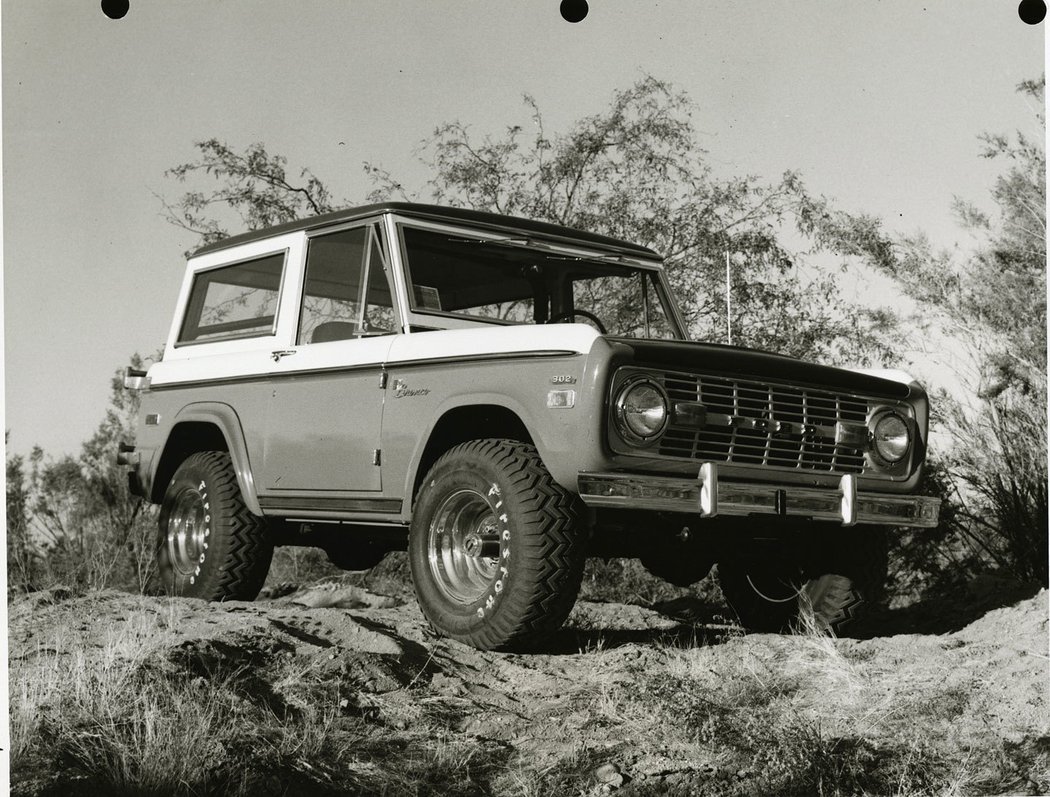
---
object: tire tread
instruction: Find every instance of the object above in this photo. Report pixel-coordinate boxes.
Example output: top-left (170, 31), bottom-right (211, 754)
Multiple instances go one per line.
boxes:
top-left (158, 451), bottom-right (272, 601)
top-left (411, 439), bottom-right (586, 650)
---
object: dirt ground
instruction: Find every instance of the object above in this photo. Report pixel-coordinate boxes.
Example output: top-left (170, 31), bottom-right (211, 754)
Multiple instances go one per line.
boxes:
top-left (9, 573), bottom-right (1049, 796)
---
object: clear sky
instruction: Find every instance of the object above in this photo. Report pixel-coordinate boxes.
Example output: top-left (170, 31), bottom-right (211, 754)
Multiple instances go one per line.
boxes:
top-left (2, 0), bottom-right (1044, 458)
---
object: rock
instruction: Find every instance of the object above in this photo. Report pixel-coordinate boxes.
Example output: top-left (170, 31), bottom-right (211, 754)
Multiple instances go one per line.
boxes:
top-left (259, 582), bottom-right (298, 599)
top-left (291, 584), bottom-right (402, 610)
top-left (595, 762), bottom-right (624, 787)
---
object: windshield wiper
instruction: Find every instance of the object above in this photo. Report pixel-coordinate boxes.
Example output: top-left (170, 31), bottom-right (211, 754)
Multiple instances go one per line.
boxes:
top-left (446, 236), bottom-right (534, 247)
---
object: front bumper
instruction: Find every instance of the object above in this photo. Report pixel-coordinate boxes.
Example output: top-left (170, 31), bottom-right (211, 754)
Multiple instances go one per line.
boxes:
top-left (577, 464), bottom-right (940, 528)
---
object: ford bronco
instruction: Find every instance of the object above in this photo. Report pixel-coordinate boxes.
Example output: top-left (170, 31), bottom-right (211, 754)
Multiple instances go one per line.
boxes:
top-left (120, 202), bottom-right (940, 649)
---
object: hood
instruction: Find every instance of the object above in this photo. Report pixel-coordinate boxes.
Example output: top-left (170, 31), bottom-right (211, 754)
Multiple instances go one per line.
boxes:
top-left (606, 337), bottom-right (913, 399)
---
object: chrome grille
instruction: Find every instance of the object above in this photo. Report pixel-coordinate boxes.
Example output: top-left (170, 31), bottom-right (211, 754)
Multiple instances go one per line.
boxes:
top-left (656, 371), bottom-right (871, 475)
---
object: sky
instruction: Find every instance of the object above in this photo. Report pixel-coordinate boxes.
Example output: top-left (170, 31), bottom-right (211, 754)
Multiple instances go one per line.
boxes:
top-left (2, 0), bottom-right (1044, 459)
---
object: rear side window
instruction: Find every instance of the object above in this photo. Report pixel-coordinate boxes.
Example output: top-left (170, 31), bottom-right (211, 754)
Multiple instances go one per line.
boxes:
top-left (178, 252), bottom-right (286, 343)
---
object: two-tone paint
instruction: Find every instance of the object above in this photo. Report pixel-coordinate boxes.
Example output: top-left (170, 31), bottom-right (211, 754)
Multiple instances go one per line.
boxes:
top-left (125, 203), bottom-right (938, 533)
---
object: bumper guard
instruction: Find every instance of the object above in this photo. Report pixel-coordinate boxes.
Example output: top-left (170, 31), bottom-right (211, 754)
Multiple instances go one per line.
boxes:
top-left (577, 464), bottom-right (940, 528)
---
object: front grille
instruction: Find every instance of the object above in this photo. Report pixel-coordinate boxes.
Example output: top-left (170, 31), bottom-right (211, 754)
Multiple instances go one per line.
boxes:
top-left (656, 371), bottom-right (872, 475)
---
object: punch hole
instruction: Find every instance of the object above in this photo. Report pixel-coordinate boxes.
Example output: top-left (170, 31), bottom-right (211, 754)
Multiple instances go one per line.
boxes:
top-left (1018, 0), bottom-right (1046, 24)
top-left (560, 0), bottom-right (589, 23)
top-left (101, 0), bottom-right (129, 20)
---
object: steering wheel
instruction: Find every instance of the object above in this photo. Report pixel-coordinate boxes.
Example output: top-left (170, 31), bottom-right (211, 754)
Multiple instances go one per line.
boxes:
top-left (547, 309), bottom-right (607, 334)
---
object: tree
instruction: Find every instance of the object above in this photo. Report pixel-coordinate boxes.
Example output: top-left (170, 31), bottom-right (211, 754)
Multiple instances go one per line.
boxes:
top-left (803, 77), bottom-right (1047, 585)
top-left (161, 141), bottom-right (335, 251)
top-left (164, 77), bottom-right (899, 366)
top-left (6, 442), bottom-right (35, 592)
top-left (371, 77), bottom-right (899, 364)
top-left (937, 76), bottom-right (1047, 585)
top-left (8, 355), bottom-right (159, 593)
top-left (77, 354), bottom-right (158, 588)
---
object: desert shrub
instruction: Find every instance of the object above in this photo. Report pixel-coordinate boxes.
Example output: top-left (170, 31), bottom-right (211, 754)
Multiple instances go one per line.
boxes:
top-left (887, 385), bottom-right (1049, 605)
top-left (7, 357), bottom-right (159, 597)
top-left (263, 547), bottom-right (416, 603)
top-left (264, 546), bottom-right (343, 589)
top-left (944, 389), bottom-right (1048, 586)
top-left (579, 558), bottom-right (690, 605)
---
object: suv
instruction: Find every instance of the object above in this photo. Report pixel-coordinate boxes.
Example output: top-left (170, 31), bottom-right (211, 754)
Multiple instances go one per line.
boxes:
top-left (121, 202), bottom-right (939, 649)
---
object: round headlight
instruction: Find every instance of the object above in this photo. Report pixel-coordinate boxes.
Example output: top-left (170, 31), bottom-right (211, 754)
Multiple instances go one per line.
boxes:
top-left (615, 379), bottom-right (669, 443)
top-left (872, 412), bottom-right (911, 464)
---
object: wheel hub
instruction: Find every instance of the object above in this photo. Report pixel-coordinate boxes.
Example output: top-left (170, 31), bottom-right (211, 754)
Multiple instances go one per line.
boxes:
top-left (166, 487), bottom-right (208, 577)
top-left (428, 489), bottom-right (502, 605)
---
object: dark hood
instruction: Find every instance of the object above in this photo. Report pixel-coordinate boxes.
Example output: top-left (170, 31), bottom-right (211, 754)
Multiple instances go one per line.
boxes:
top-left (606, 337), bottom-right (913, 399)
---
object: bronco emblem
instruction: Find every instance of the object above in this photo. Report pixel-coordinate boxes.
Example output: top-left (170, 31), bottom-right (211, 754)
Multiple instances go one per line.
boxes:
top-left (393, 378), bottom-right (431, 398)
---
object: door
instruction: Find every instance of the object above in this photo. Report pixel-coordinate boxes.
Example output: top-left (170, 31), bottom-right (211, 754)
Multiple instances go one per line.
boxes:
top-left (260, 223), bottom-right (397, 493)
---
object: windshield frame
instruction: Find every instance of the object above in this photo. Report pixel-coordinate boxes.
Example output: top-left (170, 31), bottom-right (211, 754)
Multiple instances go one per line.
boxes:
top-left (388, 215), bottom-right (689, 340)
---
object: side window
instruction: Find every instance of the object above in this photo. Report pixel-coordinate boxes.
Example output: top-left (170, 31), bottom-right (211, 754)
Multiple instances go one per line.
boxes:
top-left (178, 252), bottom-right (285, 343)
top-left (364, 232), bottom-right (396, 333)
top-left (298, 226), bottom-right (396, 345)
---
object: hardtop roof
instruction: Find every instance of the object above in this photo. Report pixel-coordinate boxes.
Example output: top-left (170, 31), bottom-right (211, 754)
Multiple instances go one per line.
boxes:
top-left (191, 202), bottom-right (661, 259)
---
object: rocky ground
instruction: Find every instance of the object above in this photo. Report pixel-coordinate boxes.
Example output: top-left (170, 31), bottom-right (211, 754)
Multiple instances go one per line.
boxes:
top-left (8, 566), bottom-right (1049, 796)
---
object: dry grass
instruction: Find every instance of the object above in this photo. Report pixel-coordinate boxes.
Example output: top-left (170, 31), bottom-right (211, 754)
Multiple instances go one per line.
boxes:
top-left (11, 607), bottom-right (246, 794)
top-left (11, 593), bottom-right (1047, 796)
top-left (9, 601), bottom-right (511, 796)
top-left (525, 610), bottom-right (1047, 797)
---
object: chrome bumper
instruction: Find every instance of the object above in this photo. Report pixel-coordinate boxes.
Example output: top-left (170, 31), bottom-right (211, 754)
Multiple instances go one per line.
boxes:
top-left (577, 464), bottom-right (940, 528)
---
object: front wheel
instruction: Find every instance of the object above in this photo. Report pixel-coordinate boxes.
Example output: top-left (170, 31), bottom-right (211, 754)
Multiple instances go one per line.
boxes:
top-left (717, 526), bottom-right (888, 635)
top-left (409, 439), bottom-right (587, 650)
top-left (157, 451), bottom-right (273, 600)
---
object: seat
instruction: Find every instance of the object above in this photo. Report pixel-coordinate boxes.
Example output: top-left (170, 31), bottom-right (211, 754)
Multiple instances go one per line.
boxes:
top-left (310, 321), bottom-right (359, 343)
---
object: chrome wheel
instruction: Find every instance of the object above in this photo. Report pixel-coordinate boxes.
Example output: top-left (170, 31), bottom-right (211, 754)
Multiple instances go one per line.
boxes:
top-left (427, 488), bottom-right (501, 605)
top-left (166, 487), bottom-right (207, 578)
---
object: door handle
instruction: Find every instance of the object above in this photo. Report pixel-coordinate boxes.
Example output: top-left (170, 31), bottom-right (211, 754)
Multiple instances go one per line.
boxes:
top-left (271, 350), bottom-right (297, 362)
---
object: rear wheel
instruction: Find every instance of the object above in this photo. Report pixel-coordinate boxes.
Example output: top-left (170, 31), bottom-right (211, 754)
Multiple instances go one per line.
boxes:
top-left (717, 526), bottom-right (888, 634)
top-left (157, 451), bottom-right (273, 600)
top-left (409, 439), bottom-right (587, 650)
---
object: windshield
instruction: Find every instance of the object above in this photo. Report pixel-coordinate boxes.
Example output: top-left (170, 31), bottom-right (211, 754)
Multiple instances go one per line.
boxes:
top-left (400, 225), bottom-right (683, 339)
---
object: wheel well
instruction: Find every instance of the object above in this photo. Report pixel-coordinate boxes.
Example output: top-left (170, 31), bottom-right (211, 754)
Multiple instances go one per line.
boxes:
top-left (151, 422), bottom-right (229, 502)
top-left (412, 405), bottom-right (533, 500)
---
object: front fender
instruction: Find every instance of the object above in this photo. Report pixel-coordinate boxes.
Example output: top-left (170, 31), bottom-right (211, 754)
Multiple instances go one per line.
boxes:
top-left (401, 393), bottom-right (544, 500)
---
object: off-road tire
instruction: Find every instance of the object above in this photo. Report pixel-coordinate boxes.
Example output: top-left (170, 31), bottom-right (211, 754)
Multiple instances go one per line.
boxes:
top-left (157, 451), bottom-right (273, 600)
top-left (409, 439), bottom-right (587, 651)
top-left (718, 526), bottom-right (888, 635)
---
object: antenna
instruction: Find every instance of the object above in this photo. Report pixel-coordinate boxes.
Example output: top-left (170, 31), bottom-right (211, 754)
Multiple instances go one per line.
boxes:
top-left (725, 250), bottom-right (732, 345)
